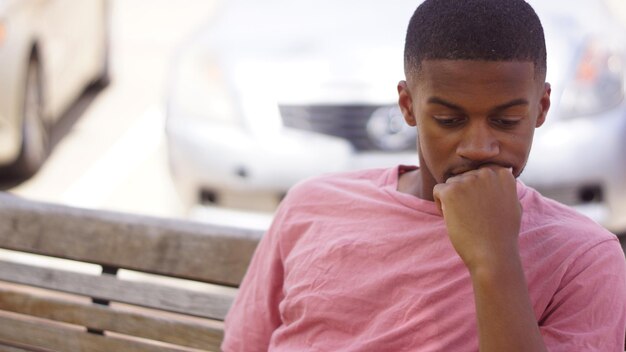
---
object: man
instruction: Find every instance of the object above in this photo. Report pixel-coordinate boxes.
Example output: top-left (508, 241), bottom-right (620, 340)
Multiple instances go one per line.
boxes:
top-left (222, 0), bottom-right (626, 351)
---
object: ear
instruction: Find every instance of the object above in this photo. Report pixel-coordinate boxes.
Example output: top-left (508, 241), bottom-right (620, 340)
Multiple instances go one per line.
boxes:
top-left (536, 82), bottom-right (551, 128)
top-left (397, 80), bottom-right (416, 126)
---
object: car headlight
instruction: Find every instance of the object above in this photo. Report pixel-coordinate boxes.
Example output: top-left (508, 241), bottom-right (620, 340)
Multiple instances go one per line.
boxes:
top-left (366, 105), bottom-right (416, 151)
top-left (560, 38), bottom-right (625, 118)
top-left (169, 52), bottom-right (242, 126)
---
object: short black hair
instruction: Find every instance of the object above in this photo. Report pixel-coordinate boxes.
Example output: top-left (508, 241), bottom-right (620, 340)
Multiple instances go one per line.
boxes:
top-left (404, 0), bottom-right (547, 80)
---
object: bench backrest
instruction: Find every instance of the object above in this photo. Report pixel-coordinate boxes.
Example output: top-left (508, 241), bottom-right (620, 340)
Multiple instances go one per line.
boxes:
top-left (0, 192), bottom-right (263, 351)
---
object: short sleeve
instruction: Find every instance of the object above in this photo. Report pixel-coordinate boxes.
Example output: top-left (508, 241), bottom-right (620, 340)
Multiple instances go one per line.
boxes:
top-left (539, 238), bottom-right (626, 352)
top-left (221, 204), bottom-right (288, 351)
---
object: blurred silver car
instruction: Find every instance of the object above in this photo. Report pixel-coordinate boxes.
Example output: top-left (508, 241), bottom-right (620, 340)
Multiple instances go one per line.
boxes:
top-left (166, 0), bottom-right (416, 211)
top-left (0, 0), bottom-right (110, 177)
top-left (166, 0), bottom-right (626, 234)
top-left (520, 1), bottom-right (626, 234)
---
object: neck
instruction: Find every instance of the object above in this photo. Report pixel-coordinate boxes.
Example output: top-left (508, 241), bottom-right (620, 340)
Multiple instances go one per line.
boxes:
top-left (397, 168), bottom-right (435, 201)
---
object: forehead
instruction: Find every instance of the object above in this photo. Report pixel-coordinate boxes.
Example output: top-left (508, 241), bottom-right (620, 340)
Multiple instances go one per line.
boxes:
top-left (412, 60), bottom-right (539, 101)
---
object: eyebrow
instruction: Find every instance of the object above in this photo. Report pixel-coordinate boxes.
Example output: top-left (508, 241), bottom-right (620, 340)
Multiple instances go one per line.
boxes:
top-left (427, 97), bottom-right (529, 113)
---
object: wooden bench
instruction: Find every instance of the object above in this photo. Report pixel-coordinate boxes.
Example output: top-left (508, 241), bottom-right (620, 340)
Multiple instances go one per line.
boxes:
top-left (0, 192), bottom-right (263, 351)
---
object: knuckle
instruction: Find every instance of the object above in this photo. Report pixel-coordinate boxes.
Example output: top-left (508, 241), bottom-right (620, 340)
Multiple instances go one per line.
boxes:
top-left (495, 167), bottom-right (509, 176)
top-left (477, 167), bottom-right (493, 176)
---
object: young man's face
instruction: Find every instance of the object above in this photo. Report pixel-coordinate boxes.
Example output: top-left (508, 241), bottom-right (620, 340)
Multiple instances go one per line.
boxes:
top-left (397, 60), bottom-right (551, 201)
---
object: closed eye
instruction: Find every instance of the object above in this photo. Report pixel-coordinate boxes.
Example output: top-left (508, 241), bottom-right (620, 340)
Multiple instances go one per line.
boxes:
top-left (491, 118), bottom-right (521, 128)
top-left (433, 116), bottom-right (467, 127)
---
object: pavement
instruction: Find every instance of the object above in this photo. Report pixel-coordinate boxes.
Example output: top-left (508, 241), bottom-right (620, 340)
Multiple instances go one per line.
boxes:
top-left (6, 0), bottom-right (217, 220)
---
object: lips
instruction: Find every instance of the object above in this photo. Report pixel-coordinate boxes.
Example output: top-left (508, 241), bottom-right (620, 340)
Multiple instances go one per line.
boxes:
top-left (448, 165), bottom-right (479, 178)
top-left (446, 162), bottom-right (511, 180)
top-left (450, 168), bottom-right (474, 176)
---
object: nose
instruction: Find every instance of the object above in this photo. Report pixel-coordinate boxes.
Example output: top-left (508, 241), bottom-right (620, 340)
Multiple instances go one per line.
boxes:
top-left (456, 121), bottom-right (500, 161)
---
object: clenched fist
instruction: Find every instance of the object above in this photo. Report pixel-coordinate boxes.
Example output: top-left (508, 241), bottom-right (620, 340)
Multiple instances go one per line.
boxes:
top-left (433, 165), bottom-right (522, 272)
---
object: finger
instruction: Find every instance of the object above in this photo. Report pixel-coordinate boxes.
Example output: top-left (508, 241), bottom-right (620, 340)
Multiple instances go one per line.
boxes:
top-left (479, 165), bottom-right (514, 178)
top-left (493, 166), bottom-right (517, 184)
top-left (432, 184), bottom-right (445, 215)
top-left (445, 171), bottom-right (478, 184)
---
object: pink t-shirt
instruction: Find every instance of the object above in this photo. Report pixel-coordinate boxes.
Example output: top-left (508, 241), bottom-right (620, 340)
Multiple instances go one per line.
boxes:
top-left (223, 166), bottom-right (626, 351)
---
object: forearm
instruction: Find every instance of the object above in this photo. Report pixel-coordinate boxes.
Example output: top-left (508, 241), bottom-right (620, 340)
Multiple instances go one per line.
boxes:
top-left (470, 250), bottom-right (547, 352)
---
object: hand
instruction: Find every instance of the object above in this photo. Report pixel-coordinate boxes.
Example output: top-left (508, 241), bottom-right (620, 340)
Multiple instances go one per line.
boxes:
top-left (433, 166), bottom-right (522, 271)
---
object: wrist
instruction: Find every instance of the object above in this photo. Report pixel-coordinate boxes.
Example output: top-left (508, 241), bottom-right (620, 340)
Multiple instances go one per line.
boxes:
top-left (466, 244), bottom-right (523, 279)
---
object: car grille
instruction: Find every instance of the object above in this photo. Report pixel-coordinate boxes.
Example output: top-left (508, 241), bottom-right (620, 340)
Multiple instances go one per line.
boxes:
top-left (279, 104), bottom-right (414, 152)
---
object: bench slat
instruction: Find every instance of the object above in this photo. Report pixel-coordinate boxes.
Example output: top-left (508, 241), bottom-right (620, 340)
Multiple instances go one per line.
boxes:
top-left (0, 260), bottom-right (235, 320)
top-left (0, 193), bottom-right (263, 286)
top-left (0, 343), bottom-right (37, 352)
top-left (0, 314), bottom-right (192, 352)
top-left (0, 288), bottom-right (223, 350)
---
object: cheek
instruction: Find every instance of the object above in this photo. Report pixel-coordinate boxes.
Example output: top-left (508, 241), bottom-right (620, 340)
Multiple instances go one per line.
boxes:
top-left (417, 131), bottom-right (453, 171)
top-left (506, 131), bottom-right (535, 156)
top-left (496, 131), bottom-right (536, 174)
top-left (417, 124), bottom-right (455, 157)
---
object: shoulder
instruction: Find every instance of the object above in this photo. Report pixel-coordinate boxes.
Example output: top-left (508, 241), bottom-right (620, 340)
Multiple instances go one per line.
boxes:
top-left (267, 167), bottom-right (394, 253)
top-left (518, 182), bottom-right (619, 256)
top-left (519, 186), bottom-right (626, 324)
top-left (271, 167), bottom-right (395, 229)
top-left (284, 167), bottom-right (392, 203)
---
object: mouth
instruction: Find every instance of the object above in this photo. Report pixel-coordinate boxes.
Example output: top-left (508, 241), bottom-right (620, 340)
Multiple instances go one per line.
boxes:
top-left (446, 169), bottom-right (472, 179)
top-left (445, 163), bottom-right (513, 180)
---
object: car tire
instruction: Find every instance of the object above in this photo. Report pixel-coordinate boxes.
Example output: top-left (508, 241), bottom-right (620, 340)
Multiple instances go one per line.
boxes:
top-left (90, 0), bottom-right (112, 89)
top-left (90, 35), bottom-right (111, 89)
top-left (9, 58), bottom-right (50, 178)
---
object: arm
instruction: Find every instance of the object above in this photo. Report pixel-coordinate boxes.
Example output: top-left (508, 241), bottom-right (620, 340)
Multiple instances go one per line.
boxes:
top-left (539, 238), bottom-right (626, 351)
top-left (433, 166), bottom-right (547, 352)
top-left (470, 246), bottom-right (547, 352)
top-left (221, 208), bottom-right (287, 351)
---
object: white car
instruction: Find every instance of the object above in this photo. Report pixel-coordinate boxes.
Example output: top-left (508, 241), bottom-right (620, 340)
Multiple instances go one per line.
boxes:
top-left (0, 0), bottom-right (110, 177)
top-left (166, 0), bottom-right (416, 212)
top-left (166, 0), bottom-right (626, 234)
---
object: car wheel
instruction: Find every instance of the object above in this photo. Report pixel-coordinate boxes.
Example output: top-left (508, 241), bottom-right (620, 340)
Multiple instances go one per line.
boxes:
top-left (10, 58), bottom-right (49, 178)
top-left (90, 33), bottom-right (111, 89)
top-left (90, 0), bottom-right (111, 89)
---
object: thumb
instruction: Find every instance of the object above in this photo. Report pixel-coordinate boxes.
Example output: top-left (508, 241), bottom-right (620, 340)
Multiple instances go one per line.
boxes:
top-left (432, 184), bottom-right (445, 216)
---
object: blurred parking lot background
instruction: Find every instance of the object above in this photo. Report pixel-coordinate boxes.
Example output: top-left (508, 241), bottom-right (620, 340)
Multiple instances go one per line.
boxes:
top-left (1, 0), bottom-right (273, 229)
top-left (2, 0), bottom-right (626, 233)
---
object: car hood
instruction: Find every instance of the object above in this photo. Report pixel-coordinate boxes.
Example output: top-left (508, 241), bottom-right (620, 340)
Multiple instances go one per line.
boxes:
top-left (181, 0), bottom-right (620, 109)
top-left (192, 0), bottom-right (415, 105)
top-left (0, 0), bottom-right (17, 16)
